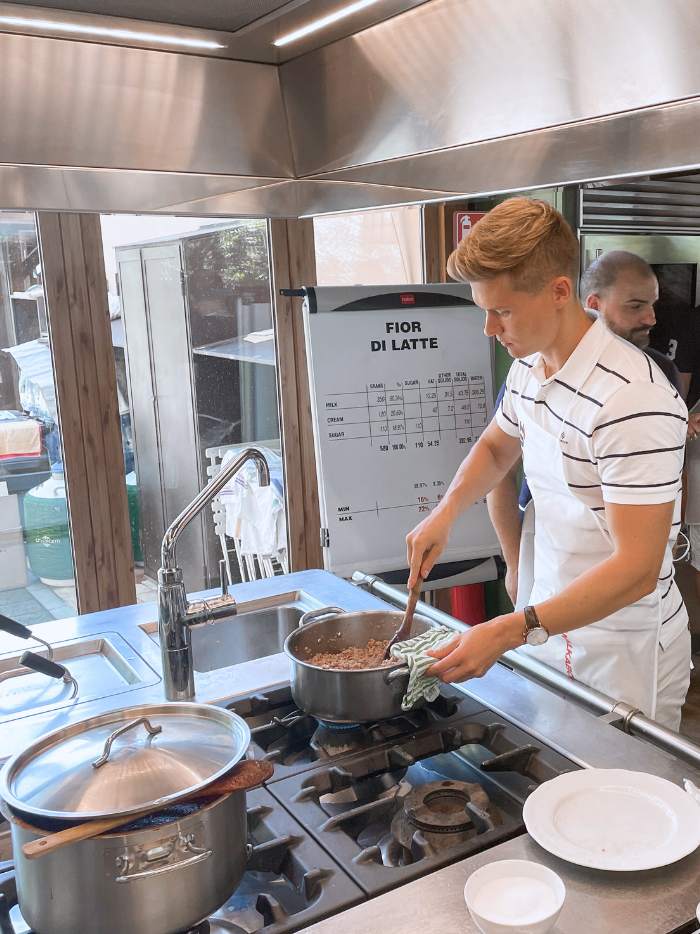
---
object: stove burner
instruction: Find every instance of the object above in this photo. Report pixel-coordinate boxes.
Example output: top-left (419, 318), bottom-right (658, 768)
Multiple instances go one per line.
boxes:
top-left (389, 780), bottom-right (497, 863)
top-left (310, 720), bottom-right (368, 759)
top-left (316, 720), bottom-right (361, 731)
top-left (230, 685), bottom-right (479, 779)
top-left (403, 780), bottom-right (492, 835)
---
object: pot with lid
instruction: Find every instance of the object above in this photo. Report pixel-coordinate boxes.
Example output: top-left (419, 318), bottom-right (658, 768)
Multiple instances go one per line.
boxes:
top-left (1, 702), bottom-right (256, 934)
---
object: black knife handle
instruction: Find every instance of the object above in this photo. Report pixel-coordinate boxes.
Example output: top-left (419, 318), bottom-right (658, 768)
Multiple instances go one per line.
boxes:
top-left (20, 651), bottom-right (67, 681)
top-left (0, 614), bottom-right (32, 640)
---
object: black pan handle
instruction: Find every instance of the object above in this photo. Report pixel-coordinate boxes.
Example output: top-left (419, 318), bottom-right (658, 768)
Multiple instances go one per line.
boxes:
top-left (20, 651), bottom-right (66, 680)
top-left (0, 613), bottom-right (54, 658)
top-left (20, 652), bottom-right (78, 699)
top-left (0, 614), bottom-right (32, 640)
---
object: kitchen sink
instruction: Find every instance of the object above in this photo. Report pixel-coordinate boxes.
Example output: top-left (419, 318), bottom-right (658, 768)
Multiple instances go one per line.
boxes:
top-left (140, 592), bottom-right (317, 672)
top-left (0, 632), bottom-right (160, 722)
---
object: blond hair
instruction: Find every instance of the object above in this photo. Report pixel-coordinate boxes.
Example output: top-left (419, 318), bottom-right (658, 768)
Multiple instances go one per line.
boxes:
top-left (447, 197), bottom-right (579, 293)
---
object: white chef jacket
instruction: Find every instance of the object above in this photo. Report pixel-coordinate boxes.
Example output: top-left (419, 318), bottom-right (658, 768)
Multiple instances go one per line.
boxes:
top-left (495, 317), bottom-right (688, 717)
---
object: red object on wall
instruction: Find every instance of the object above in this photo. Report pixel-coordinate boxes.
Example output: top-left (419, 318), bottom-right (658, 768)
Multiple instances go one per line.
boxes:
top-left (450, 583), bottom-right (486, 625)
top-left (453, 211), bottom-right (486, 249)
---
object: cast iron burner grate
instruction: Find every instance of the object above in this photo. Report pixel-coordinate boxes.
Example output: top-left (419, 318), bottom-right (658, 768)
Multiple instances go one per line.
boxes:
top-left (266, 709), bottom-right (577, 895)
top-left (227, 685), bottom-right (486, 780)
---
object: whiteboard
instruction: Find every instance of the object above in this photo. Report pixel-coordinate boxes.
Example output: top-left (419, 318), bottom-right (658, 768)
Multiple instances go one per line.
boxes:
top-left (303, 284), bottom-right (500, 578)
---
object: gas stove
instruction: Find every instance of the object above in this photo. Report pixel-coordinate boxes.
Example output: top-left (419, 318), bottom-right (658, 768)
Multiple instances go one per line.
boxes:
top-left (265, 708), bottom-right (575, 894)
top-left (0, 686), bottom-right (578, 933)
top-left (226, 684), bottom-right (485, 780)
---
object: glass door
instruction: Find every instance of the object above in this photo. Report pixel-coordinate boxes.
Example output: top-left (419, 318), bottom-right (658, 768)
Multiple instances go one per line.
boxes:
top-left (0, 212), bottom-right (77, 623)
top-left (100, 215), bottom-right (286, 597)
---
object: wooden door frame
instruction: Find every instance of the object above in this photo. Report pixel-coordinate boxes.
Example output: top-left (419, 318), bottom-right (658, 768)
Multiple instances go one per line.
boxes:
top-left (269, 218), bottom-right (323, 572)
top-left (38, 212), bottom-right (135, 612)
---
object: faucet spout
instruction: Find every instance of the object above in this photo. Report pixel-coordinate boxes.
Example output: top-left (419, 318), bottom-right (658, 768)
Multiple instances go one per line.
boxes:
top-left (157, 447), bottom-right (271, 700)
top-left (161, 447), bottom-right (270, 572)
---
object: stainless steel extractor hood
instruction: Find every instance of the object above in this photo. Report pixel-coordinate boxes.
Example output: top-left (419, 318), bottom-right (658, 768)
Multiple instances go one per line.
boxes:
top-left (1, 0), bottom-right (700, 216)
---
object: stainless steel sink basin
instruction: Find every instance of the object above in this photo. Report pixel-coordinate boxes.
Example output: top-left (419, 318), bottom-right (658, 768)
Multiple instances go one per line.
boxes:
top-left (192, 605), bottom-right (303, 672)
top-left (140, 592), bottom-right (316, 672)
top-left (0, 632), bottom-right (160, 722)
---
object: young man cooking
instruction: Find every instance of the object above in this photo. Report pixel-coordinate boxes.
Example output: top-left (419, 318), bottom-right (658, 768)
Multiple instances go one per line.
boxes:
top-left (489, 251), bottom-right (684, 611)
top-left (406, 198), bottom-right (691, 731)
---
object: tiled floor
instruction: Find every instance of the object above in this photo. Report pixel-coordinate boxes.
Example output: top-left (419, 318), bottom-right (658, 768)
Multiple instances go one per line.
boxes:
top-left (0, 580), bottom-right (76, 625)
top-left (0, 567), bottom-right (159, 626)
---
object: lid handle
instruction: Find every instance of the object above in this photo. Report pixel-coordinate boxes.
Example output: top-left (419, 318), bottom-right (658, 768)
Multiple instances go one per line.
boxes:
top-left (92, 717), bottom-right (163, 769)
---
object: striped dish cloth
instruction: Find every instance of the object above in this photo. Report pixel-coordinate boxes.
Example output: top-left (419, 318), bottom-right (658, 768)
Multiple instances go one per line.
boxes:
top-left (390, 626), bottom-right (456, 711)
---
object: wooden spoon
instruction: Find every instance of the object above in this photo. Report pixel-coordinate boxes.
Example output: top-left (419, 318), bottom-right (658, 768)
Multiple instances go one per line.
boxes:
top-left (21, 758), bottom-right (273, 860)
top-left (384, 574), bottom-right (423, 659)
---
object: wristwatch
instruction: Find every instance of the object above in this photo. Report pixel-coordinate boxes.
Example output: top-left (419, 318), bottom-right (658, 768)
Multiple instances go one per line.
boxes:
top-left (523, 605), bottom-right (549, 646)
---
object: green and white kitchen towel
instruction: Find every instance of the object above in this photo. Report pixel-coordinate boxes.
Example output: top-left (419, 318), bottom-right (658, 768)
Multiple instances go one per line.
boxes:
top-left (390, 626), bottom-right (456, 711)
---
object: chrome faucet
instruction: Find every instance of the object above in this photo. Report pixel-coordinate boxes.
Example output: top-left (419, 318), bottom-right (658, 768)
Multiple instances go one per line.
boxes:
top-left (158, 447), bottom-right (270, 700)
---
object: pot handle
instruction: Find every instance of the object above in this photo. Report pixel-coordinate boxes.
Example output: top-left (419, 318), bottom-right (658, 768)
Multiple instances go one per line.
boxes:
top-left (299, 606), bottom-right (346, 626)
top-left (92, 717), bottom-right (163, 769)
top-left (384, 665), bottom-right (410, 685)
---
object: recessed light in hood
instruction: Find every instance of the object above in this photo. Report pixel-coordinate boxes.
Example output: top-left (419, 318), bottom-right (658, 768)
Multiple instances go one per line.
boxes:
top-left (274, 0), bottom-right (381, 46)
top-left (0, 13), bottom-right (226, 49)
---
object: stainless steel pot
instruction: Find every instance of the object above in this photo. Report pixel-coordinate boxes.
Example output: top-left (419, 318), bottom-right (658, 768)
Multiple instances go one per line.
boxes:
top-left (284, 607), bottom-right (433, 723)
top-left (4, 791), bottom-right (247, 934)
top-left (0, 701), bottom-right (254, 933)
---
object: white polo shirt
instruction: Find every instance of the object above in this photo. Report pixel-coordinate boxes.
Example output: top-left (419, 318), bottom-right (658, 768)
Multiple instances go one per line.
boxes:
top-left (496, 317), bottom-right (688, 646)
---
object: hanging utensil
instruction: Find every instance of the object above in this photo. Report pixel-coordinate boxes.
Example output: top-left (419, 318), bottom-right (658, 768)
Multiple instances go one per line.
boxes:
top-left (21, 758), bottom-right (273, 860)
top-left (384, 575), bottom-right (423, 659)
top-left (0, 614), bottom-right (53, 659)
top-left (18, 651), bottom-right (78, 699)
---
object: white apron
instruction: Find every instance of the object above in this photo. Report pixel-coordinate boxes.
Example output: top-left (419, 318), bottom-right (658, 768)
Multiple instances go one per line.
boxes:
top-left (516, 417), bottom-right (663, 719)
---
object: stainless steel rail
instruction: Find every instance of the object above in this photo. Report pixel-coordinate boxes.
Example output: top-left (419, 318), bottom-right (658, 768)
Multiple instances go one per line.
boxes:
top-left (352, 571), bottom-right (700, 769)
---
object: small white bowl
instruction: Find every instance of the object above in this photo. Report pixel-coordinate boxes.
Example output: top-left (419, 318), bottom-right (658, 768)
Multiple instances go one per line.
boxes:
top-left (464, 859), bottom-right (566, 934)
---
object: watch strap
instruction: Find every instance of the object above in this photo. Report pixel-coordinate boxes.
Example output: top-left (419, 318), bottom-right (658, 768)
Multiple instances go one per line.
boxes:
top-left (522, 604), bottom-right (546, 644)
top-left (523, 605), bottom-right (541, 632)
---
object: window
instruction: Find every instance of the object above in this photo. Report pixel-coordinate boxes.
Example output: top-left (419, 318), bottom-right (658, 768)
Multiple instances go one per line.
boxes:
top-left (0, 212), bottom-right (77, 622)
top-left (314, 207), bottom-right (423, 285)
top-left (101, 215), bottom-right (286, 598)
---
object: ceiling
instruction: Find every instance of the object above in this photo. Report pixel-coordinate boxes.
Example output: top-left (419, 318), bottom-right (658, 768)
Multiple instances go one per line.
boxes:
top-left (7, 0), bottom-right (303, 33)
top-left (0, 0), bottom-right (431, 61)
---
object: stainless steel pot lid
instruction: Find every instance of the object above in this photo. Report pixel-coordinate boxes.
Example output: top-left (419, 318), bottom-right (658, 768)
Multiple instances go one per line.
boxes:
top-left (0, 702), bottom-right (251, 821)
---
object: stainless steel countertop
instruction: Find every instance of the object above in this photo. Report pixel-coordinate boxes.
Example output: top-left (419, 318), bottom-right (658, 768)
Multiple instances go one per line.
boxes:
top-left (3, 568), bottom-right (700, 934)
top-left (0, 570), bottom-right (387, 760)
top-left (303, 833), bottom-right (700, 934)
top-left (3, 568), bottom-right (699, 784)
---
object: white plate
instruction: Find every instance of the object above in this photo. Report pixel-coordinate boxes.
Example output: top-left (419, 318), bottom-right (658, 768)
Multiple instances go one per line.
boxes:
top-left (523, 769), bottom-right (700, 871)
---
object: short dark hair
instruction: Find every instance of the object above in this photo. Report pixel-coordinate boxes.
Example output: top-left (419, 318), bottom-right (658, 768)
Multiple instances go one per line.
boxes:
top-left (580, 251), bottom-right (656, 302)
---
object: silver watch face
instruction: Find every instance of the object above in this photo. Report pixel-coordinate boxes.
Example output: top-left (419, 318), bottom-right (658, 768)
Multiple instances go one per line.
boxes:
top-left (526, 626), bottom-right (549, 647)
